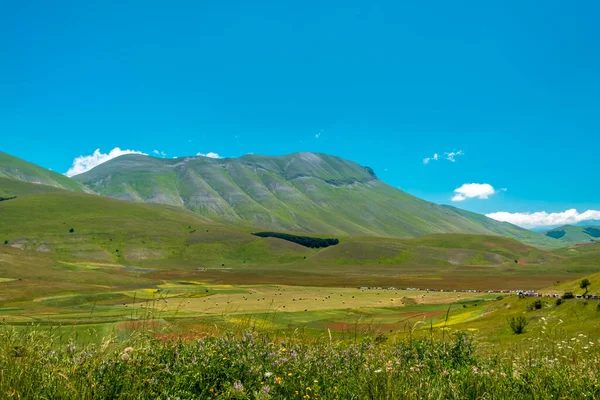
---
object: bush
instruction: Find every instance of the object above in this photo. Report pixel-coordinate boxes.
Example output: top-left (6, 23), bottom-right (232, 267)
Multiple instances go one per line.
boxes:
top-left (527, 299), bottom-right (543, 311)
top-left (562, 292), bottom-right (575, 299)
top-left (508, 315), bottom-right (529, 334)
top-left (597, 303), bottom-right (600, 311)
top-left (555, 298), bottom-right (564, 306)
top-left (69, 228), bottom-right (75, 233)
top-left (3, 240), bottom-right (7, 245)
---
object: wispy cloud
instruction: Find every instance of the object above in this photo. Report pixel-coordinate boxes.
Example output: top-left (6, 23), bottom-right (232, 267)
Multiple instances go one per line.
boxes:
top-left (445, 150), bottom-right (464, 162)
top-left (486, 209), bottom-right (600, 229)
top-left (423, 153), bottom-right (439, 164)
top-left (423, 150), bottom-right (464, 164)
top-left (452, 183), bottom-right (497, 201)
top-left (315, 129), bottom-right (322, 139)
top-left (65, 147), bottom-right (146, 177)
top-left (153, 150), bottom-right (167, 158)
top-left (196, 152), bottom-right (221, 159)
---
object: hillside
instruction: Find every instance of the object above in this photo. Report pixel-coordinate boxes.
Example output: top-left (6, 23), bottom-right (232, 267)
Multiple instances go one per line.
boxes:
top-left (72, 152), bottom-right (556, 248)
top-left (0, 152), bottom-right (88, 192)
top-left (0, 180), bottom-right (556, 269)
top-left (544, 224), bottom-right (600, 244)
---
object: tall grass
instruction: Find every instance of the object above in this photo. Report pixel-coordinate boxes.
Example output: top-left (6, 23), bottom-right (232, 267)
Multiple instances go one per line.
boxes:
top-left (1, 324), bottom-right (599, 399)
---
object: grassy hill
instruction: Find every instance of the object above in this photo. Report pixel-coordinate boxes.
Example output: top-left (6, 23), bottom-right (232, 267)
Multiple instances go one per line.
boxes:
top-left (544, 224), bottom-right (600, 244)
top-left (71, 152), bottom-right (556, 248)
top-left (4, 180), bottom-right (593, 294)
top-left (0, 152), bottom-right (88, 192)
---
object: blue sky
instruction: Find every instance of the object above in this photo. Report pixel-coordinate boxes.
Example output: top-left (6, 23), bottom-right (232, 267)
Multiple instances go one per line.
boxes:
top-left (2, 0), bottom-right (599, 228)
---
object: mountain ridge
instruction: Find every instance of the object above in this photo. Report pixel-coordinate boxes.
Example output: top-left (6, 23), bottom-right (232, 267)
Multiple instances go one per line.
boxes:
top-left (68, 151), bottom-right (557, 248)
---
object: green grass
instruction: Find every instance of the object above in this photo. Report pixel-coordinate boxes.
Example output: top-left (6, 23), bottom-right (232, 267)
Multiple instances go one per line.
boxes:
top-left (2, 320), bottom-right (600, 399)
top-left (0, 152), bottom-right (87, 192)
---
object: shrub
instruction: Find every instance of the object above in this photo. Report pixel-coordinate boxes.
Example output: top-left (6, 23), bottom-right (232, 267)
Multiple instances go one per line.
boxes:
top-left (555, 298), bottom-right (564, 306)
top-left (508, 315), bottom-right (529, 334)
top-left (69, 228), bottom-right (74, 233)
top-left (529, 299), bottom-right (543, 310)
top-left (562, 292), bottom-right (575, 299)
top-left (597, 303), bottom-right (600, 311)
top-left (3, 240), bottom-right (7, 245)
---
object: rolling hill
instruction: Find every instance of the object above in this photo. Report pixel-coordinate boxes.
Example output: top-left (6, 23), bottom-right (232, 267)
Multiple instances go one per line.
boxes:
top-left (70, 152), bottom-right (557, 248)
top-left (0, 152), bottom-right (88, 193)
top-left (544, 225), bottom-right (600, 244)
top-left (0, 179), bottom-right (558, 268)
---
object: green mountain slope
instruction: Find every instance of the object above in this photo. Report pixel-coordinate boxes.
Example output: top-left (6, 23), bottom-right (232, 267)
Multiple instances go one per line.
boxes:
top-left (544, 225), bottom-right (600, 244)
top-left (0, 152), bottom-right (88, 192)
top-left (73, 152), bottom-right (556, 248)
top-left (0, 180), bottom-right (558, 269)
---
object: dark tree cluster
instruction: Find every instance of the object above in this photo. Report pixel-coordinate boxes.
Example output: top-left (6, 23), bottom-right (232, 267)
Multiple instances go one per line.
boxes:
top-left (583, 227), bottom-right (600, 238)
top-left (252, 232), bottom-right (340, 248)
top-left (545, 230), bottom-right (566, 239)
top-left (0, 196), bottom-right (17, 202)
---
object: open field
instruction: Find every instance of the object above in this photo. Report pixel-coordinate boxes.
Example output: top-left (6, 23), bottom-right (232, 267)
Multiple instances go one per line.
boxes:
top-left (1, 178), bottom-right (600, 399)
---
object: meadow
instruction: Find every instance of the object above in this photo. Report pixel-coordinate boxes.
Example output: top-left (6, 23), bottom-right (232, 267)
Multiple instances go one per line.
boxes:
top-left (2, 184), bottom-right (600, 398)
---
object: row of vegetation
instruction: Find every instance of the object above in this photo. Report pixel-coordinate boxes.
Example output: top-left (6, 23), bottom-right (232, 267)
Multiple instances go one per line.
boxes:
top-left (0, 329), bottom-right (600, 399)
top-left (252, 232), bottom-right (339, 248)
top-left (0, 196), bottom-right (16, 202)
top-left (1, 327), bottom-right (599, 399)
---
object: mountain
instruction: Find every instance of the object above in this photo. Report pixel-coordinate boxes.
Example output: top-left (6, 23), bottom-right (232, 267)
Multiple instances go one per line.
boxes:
top-left (544, 224), bottom-right (600, 244)
top-left (72, 152), bottom-right (556, 248)
top-left (0, 178), bottom-right (559, 269)
top-left (0, 152), bottom-right (88, 193)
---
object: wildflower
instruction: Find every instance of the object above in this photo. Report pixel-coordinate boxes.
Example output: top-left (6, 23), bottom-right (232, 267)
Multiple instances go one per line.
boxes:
top-left (288, 373), bottom-right (293, 376)
top-left (274, 377), bottom-right (282, 385)
top-left (233, 381), bottom-right (244, 392)
top-left (123, 347), bottom-right (134, 354)
top-left (120, 353), bottom-right (130, 362)
top-left (374, 369), bottom-right (382, 373)
top-left (262, 385), bottom-right (270, 393)
top-left (264, 372), bottom-right (273, 378)
top-left (281, 348), bottom-right (287, 352)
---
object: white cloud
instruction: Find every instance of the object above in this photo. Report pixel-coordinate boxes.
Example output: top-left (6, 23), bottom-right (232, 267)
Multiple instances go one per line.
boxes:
top-left (486, 209), bottom-right (600, 229)
top-left (423, 153), bottom-right (439, 165)
top-left (315, 129), bottom-right (322, 139)
top-left (451, 183), bottom-right (496, 201)
top-left (153, 150), bottom-right (167, 158)
top-left (65, 147), bottom-right (146, 177)
top-left (445, 150), bottom-right (464, 162)
top-left (196, 152), bottom-right (221, 159)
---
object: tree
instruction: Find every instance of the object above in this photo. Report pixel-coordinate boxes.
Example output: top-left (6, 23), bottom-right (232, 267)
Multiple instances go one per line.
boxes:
top-left (580, 278), bottom-right (591, 294)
